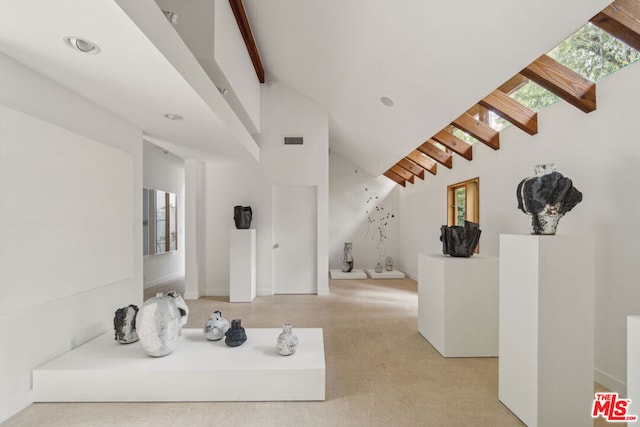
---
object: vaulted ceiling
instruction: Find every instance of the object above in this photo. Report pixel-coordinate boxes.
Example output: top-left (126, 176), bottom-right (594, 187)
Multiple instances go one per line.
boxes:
top-left (0, 0), bottom-right (614, 174)
top-left (243, 0), bottom-right (611, 176)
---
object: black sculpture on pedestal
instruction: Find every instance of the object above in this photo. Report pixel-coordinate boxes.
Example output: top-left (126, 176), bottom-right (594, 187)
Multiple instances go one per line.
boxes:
top-left (233, 206), bottom-right (252, 229)
top-left (440, 221), bottom-right (481, 258)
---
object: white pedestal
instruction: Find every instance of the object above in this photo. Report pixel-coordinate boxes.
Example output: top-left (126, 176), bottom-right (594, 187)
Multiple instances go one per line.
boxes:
top-left (628, 316), bottom-right (640, 417)
top-left (230, 229), bottom-right (256, 302)
top-left (499, 234), bottom-right (594, 427)
top-left (329, 269), bottom-right (367, 279)
top-left (417, 254), bottom-right (498, 357)
top-left (365, 269), bottom-right (406, 279)
top-left (33, 328), bottom-right (325, 402)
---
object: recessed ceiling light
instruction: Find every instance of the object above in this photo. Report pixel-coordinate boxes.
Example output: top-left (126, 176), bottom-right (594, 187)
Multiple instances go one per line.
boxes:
top-left (380, 96), bottom-right (394, 107)
top-left (63, 36), bottom-right (101, 55)
top-left (164, 113), bottom-right (183, 121)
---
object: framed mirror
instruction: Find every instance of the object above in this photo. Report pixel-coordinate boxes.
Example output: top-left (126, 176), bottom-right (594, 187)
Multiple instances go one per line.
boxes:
top-left (143, 188), bottom-right (177, 255)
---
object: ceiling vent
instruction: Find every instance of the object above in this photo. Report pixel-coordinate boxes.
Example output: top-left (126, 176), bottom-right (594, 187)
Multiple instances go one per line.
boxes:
top-left (283, 136), bottom-right (304, 145)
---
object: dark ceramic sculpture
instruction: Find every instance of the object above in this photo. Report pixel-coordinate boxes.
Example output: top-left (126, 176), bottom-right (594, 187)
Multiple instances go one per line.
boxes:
top-left (440, 221), bottom-right (481, 257)
top-left (341, 242), bottom-right (354, 272)
top-left (114, 304), bottom-right (139, 344)
top-left (225, 319), bottom-right (247, 347)
top-left (233, 206), bottom-right (252, 229)
top-left (516, 164), bottom-right (582, 235)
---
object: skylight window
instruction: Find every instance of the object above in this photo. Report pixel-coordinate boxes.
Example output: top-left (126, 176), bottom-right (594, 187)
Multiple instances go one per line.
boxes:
top-left (510, 81), bottom-right (560, 113)
top-left (548, 23), bottom-right (640, 82)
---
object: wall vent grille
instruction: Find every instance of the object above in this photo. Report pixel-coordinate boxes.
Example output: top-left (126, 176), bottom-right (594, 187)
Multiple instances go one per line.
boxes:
top-left (283, 136), bottom-right (304, 145)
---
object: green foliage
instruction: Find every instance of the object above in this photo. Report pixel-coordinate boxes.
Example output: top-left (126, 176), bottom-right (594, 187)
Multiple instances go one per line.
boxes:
top-left (511, 81), bottom-right (560, 112)
top-left (548, 23), bottom-right (640, 82)
top-left (502, 23), bottom-right (640, 122)
top-left (452, 128), bottom-right (478, 145)
top-left (455, 187), bottom-right (466, 226)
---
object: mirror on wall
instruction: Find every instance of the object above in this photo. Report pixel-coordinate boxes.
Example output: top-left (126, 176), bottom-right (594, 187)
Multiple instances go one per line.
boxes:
top-left (143, 188), bottom-right (177, 256)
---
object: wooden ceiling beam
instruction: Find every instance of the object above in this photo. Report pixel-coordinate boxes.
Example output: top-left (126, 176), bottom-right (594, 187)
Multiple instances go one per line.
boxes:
top-left (229, 0), bottom-right (265, 83)
top-left (390, 165), bottom-right (414, 184)
top-left (416, 141), bottom-right (453, 169)
top-left (498, 74), bottom-right (529, 94)
top-left (383, 170), bottom-right (406, 187)
top-left (452, 113), bottom-right (500, 150)
top-left (397, 159), bottom-right (426, 179)
top-left (432, 129), bottom-right (473, 160)
top-left (520, 55), bottom-right (596, 113)
top-left (591, 0), bottom-right (640, 52)
top-left (406, 150), bottom-right (440, 173)
top-left (478, 90), bottom-right (538, 135)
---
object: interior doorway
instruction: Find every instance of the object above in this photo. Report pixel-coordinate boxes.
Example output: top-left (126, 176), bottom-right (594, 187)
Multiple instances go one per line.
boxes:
top-left (272, 185), bottom-right (317, 294)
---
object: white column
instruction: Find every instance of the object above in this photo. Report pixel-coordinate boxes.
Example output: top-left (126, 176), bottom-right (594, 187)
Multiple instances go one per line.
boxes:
top-left (184, 159), bottom-right (205, 300)
top-left (499, 234), bottom-right (594, 427)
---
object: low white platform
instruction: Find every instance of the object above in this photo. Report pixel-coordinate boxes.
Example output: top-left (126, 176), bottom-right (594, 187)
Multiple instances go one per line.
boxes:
top-left (330, 269), bottom-right (367, 279)
top-left (365, 269), bottom-right (405, 279)
top-left (33, 328), bottom-right (325, 402)
top-left (418, 254), bottom-right (498, 357)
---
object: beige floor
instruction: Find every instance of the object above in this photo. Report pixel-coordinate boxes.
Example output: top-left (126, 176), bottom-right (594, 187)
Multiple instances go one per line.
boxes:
top-left (4, 278), bottom-right (612, 426)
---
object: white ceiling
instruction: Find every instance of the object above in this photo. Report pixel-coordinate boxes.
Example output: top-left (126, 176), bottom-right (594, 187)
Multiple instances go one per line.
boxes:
top-left (0, 0), bottom-right (259, 163)
top-left (0, 0), bottom-right (611, 175)
top-left (243, 0), bottom-right (610, 175)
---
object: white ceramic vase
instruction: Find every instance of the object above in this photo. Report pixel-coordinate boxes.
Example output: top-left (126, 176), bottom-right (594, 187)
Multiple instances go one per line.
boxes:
top-left (137, 291), bottom-right (189, 357)
top-left (276, 323), bottom-right (299, 356)
top-left (203, 310), bottom-right (230, 341)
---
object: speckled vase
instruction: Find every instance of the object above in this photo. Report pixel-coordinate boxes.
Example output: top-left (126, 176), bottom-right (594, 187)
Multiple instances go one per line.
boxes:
top-left (375, 262), bottom-right (383, 273)
top-left (137, 291), bottom-right (189, 357)
top-left (225, 319), bottom-right (247, 347)
top-left (113, 304), bottom-right (139, 344)
top-left (341, 242), bottom-right (354, 272)
top-left (385, 256), bottom-right (393, 271)
top-left (276, 323), bottom-right (299, 356)
top-left (203, 310), bottom-right (230, 341)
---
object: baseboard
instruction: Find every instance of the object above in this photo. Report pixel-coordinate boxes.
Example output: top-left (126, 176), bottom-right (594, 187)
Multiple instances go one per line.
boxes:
top-left (256, 289), bottom-right (273, 297)
top-left (144, 271), bottom-right (185, 289)
top-left (183, 290), bottom-right (200, 300)
top-left (595, 368), bottom-right (626, 396)
top-left (0, 389), bottom-right (33, 424)
top-left (202, 288), bottom-right (230, 297)
top-left (405, 271), bottom-right (417, 282)
top-left (317, 288), bottom-right (330, 296)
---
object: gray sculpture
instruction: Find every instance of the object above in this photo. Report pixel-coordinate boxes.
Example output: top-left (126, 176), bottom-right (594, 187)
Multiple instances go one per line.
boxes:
top-left (276, 323), bottom-right (299, 356)
top-left (233, 205), bottom-right (252, 229)
top-left (225, 319), bottom-right (247, 347)
top-left (341, 242), bottom-right (354, 272)
top-left (516, 164), bottom-right (582, 235)
top-left (440, 221), bottom-right (481, 257)
top-left (113, 304), bottom-right (139, 344)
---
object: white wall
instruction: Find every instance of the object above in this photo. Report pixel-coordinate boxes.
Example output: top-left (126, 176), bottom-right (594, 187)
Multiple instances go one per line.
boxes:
top-left (143, 142), bottom-right (185, 287)
top-left (329, 151), bottom-right (399, 270)
top-left (397, 62), bottom-right (640, 394)
top-left (0, 52), bottom-right (143, 422)
top-left (203, 83), bottom-right (329, 296)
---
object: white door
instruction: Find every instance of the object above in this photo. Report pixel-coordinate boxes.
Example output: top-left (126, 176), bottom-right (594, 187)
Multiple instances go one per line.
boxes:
top-left (273, 185), bottom-right (317, 294)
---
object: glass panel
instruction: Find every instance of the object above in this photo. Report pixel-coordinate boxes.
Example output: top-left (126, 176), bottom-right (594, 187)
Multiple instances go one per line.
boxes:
top-left (143, 188), bottom-right (150, 256)
top-left (548, 23), bottom-right (640, 82)
top-left (510, 81), bottom-right (560, 112)
top-left (155, 190), bottom-right (167, 254)
top-left (169, 193), bottom-right (177, 251)
top-left (455, 187), bottom-right (466, 226)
